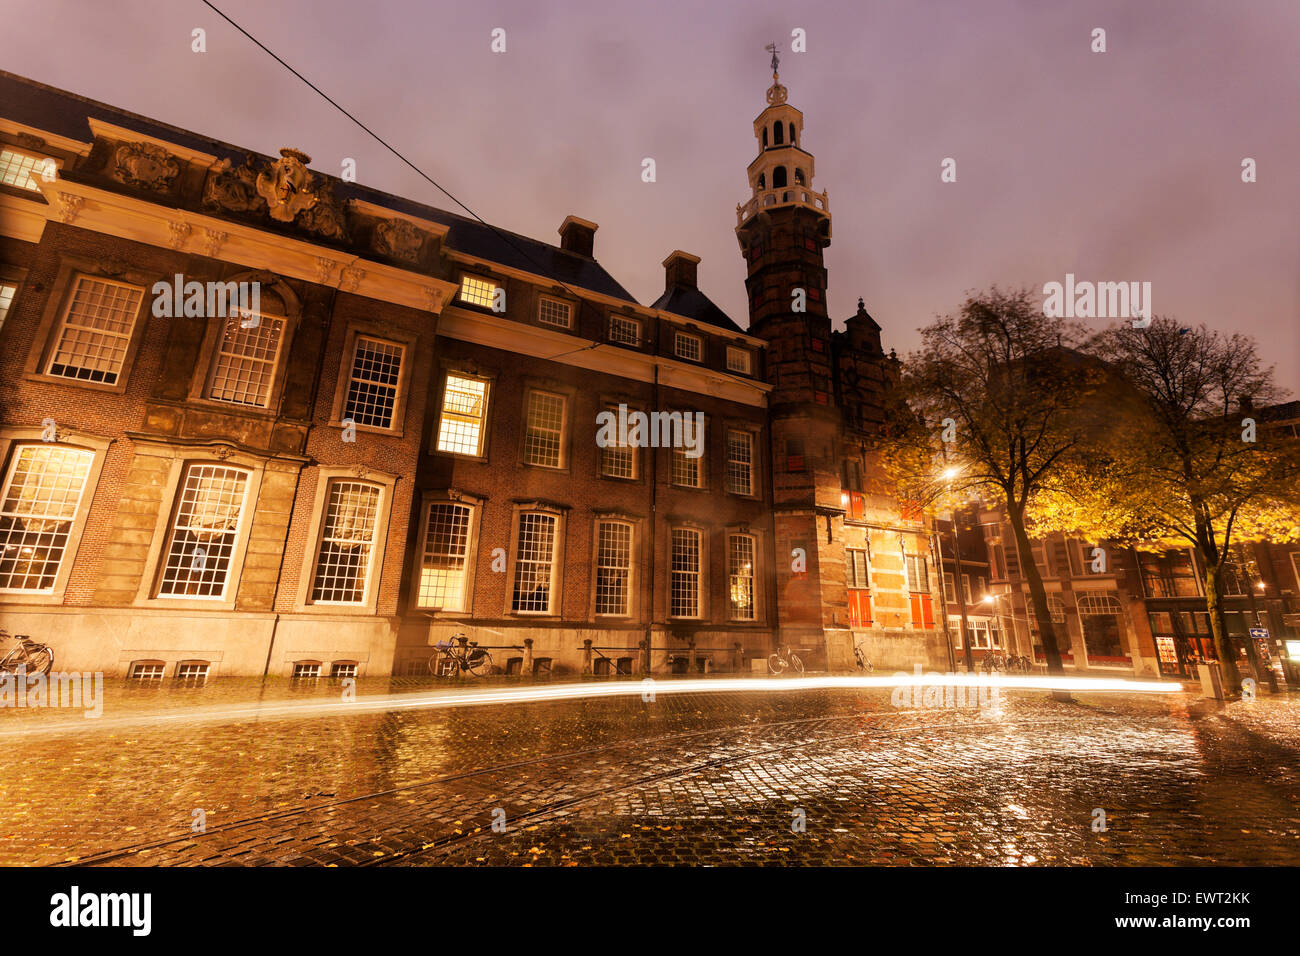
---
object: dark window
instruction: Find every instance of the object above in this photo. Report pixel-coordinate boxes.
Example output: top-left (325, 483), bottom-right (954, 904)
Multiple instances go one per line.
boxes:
top-left (773, 166), bottom-right (787, 188)
top-left (773, 123), bottom-right (784, 145)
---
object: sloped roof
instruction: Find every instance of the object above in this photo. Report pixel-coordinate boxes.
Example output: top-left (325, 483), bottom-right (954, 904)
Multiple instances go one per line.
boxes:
top-left (649, 286), bottom-right (745, 334)
top-left (0, 70), bottom-right (638, 303)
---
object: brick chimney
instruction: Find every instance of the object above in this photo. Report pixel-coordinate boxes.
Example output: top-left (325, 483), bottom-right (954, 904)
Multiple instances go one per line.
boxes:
top-left (558, 215), bottom-right (598, 257)
top-left (663, 250), bottom-right (700, 290)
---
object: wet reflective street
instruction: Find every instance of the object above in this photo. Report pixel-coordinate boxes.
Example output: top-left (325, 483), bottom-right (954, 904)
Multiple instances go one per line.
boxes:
top-left (2, 678), bottom-right (1298, 866)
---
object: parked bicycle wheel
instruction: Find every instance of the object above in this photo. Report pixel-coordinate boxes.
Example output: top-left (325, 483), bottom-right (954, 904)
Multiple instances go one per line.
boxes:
top-left (767, 653), bottom-right (786, 674)
top-left (788, 653), bottom-right (804, 675)
top-left (465, 647), bottom-right (493, 676)
top-left (24, 644), bottom-right (53, 676)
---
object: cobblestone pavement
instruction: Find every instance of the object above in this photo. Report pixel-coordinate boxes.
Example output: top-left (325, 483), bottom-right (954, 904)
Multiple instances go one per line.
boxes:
top-left (1, 677), bottom-right (1298, 866)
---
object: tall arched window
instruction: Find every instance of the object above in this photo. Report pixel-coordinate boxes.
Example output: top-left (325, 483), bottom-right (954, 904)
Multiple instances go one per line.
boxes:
top-left (773, 166), bottom-right (788, 188)
top-left (789, 122), bottom-right (796, 145)
top-left (773, 123), bottom-right (784, 145)
top-left (761, 128), bottom-right (768, 148)
top-left (757, 172), bottom-right (765, 190)
top-left (794, 168), bottom-right (806, 186)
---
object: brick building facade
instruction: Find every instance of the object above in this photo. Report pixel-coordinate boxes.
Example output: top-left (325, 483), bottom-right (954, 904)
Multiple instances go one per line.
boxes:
top-left (0, 67), bottom-right (967, 678)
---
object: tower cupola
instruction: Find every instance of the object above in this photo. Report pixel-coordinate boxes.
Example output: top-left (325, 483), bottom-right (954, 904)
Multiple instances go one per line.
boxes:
top-left (736, 46), bottom-right (831, 240)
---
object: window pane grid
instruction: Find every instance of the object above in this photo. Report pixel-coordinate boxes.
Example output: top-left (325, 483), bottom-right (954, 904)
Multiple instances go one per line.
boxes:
top-left (537, 297), bottom-right (573, 329)
top-left (671, 448), bottom-right (701, 488)
top-left (459, 275), bottom-right (498, 308)
top-left (436, 375), bottom-right (487, 455)
top-left (671, 528), bottom-right (701, 617)
top-left (48, 276), bottom-right (143, 385)
top-left (312, 481), bottom-right (380, 604)
top-left (512, 513), bottom-right (556, 613)
top-left (609, 315), bottom-right (640, 345)
top-left (523, 391), bottom-right (565, 467)
top-left (0, 149), bottom-right (43, 191)
top-left (158, 464), bottom-right (248, 598)
top-left (345, 337), bottom-right (403, 429)
top-left (0, 445), bottom-right (93, 591)
top-left (418, 502), bottom-right (471, 609)
top-left (600, 406), bottom-right (635, 478)
top-left (207, 315), bottom-right (284, 406)
top-left (674, 332), bottom-right (702, 362)
top-left (595, 521), bottom-right (632, 616)
top-left (726, 347), bottom-right (751, 373)
top-left (726, 430), bottom-right (753, 495)
top-left (729, 533), bottom-right (755, 620)
top-left (0, 283), bottom-right (16, 332)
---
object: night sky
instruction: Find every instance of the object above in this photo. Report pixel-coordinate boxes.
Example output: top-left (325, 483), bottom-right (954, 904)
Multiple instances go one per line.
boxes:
top-left (4, 0), bottom-right (1296, 390)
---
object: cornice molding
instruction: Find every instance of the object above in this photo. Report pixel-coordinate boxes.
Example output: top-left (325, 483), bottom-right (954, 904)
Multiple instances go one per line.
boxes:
top-left (86, 118), bottom-right (219, 168)
top-left (436, 305), bottom-right (770, 408)
top-left (27, 180), bottom-right (458, 315)
top-left (0, 118), bottom-right (93, 156)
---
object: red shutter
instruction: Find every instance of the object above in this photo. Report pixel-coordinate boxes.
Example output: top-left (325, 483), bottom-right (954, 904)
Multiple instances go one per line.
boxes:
top-left (848, 589), bottom-right (873, 627)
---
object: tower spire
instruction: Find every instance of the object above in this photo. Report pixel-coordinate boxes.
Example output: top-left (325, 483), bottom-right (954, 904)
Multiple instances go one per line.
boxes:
top-left (765, 41), bottom-right (780, 80)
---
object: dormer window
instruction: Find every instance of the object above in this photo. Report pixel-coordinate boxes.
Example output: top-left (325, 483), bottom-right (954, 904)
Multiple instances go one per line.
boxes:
top-left (0, 148), bottom-right (47, 192)
top-left (674, 331), bottom-right (703, 363)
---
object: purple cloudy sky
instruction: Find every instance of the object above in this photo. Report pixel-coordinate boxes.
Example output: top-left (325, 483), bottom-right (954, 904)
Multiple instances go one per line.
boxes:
top-left (3, 0), bottom-right (1297, 390)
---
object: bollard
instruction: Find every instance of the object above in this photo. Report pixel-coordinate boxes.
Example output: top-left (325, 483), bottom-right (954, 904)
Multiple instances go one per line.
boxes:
top-left (582, 638), bottom-right (593, 675)
top-left (688, 637), bottom-right (697, 673)
top-left (733, 642), bottom-right (743, 672)
top-left (522, 638), bottom-right (534, 678)
top-left (639, 638), bottom-right (649, 675)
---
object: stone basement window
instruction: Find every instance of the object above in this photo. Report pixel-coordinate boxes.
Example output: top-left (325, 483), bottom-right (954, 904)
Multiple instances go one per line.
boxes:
top-left (128, 661), bottom-right (167, 682)
top-left (175, 661), bottom-right (210, 684)
top-left (292, 662), bottom-right (322, 680)
top-left (330, 662), bottom-right (358, 679)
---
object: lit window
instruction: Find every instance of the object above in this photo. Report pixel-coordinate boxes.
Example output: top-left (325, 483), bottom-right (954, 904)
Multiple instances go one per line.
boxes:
top-left (726, 430), bottom-right (754, 495)
top-left (671, 445), bottom-right (702, 488)
top-left (206, 314), bottom-right (285, 407)
top-left (512, 512), bottom-right (557, 613)
top-left (0, 445), bottom-right (94, 592)
top-left (600, 405), bottom-right (636, 479)
top-left (436, 374), bottom-right (488, 456)
top-left (47, 275), bottom-right (144, 385)
top-left (459, 275), bottom-right (500, 309)
top-left (674, 331), bottom-right (703, 362)
top-left (728, 533), bottom-right (756, 620)
top-left (609, 314), bottom-right (640, 345)
top-left (595, 520), bottom-right (632, 616)
top-left (0, 283), bottom-right (16, 332)
top-left (418, 501), bottom-right (472, 610)
top-left (537, 296), bottom-right (573, 329)
top-left (671, 528), bottom-right (702, 618)
top-left (0, 149), bottom-right (45, 191)
top-left (311, 481), bottom-right (381, 604)
top-left (345, 336), bottom-right (404, 429)
top-left (157, 464), bottom-right (249, 599)
top-left (726, 347), bottom-right (752, 374)
top-left (523, 390), bottom-right (566, 468)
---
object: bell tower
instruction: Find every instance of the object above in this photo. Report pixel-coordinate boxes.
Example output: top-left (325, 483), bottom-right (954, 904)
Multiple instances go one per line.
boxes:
top-left (736, 49), bottom-right (847, 669)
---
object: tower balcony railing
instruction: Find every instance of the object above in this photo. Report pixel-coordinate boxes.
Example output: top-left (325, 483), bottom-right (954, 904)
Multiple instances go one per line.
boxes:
top-left (736, 185), bottom-right (830, 227)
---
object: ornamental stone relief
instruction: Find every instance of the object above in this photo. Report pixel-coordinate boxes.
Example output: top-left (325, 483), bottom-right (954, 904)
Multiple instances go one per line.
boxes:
top-left (203, 148), bottom-right (346, 241)
top-left (112, 141), bottom-right (181, 191)
top-left (373, 218), bottom-right (425, 262)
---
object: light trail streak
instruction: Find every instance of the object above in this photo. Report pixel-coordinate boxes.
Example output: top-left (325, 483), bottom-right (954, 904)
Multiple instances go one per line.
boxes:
top-left (0, 674), bottom-right (1182, 739)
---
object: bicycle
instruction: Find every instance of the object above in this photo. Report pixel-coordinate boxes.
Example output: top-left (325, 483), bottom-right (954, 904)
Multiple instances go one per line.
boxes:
top-left (767, 644), bottom-right (804, 675)
top-left (853, 642), bottom-right (874, 673)
top-left (0, 630), bottom-right (53, 677)
top-left (1004, 654), bottom-right (1032, 675)
top-left (980, 651), bottom-right (1006, 675)
top-left (429, 634), bottom-right (493, 678)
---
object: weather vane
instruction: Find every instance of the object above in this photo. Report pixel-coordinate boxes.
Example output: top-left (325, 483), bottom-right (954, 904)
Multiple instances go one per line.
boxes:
top-left (765, 42), bottom-right (780, 77)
